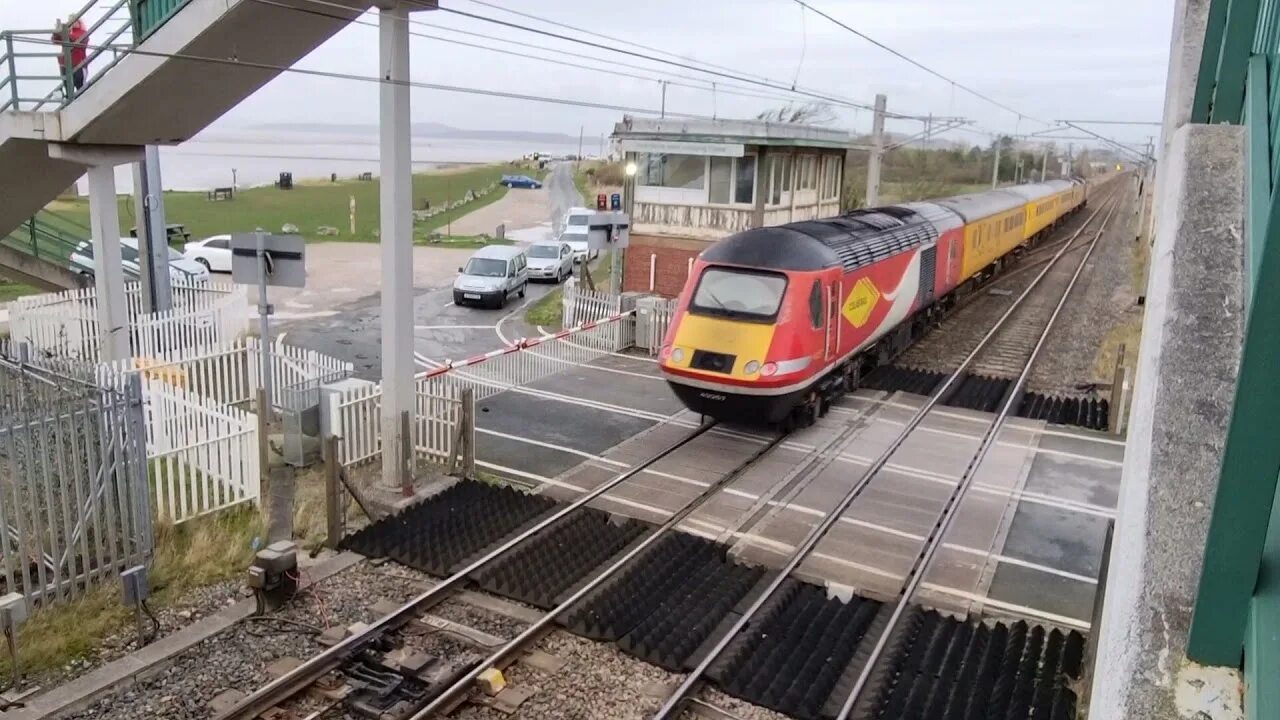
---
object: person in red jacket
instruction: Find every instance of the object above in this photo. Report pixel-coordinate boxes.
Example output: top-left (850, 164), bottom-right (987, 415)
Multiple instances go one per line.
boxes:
top-left (52, 17), bottom-right (89, 98)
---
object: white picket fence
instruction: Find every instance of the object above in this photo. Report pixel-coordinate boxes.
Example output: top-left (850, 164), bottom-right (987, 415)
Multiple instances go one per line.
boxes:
top-left (635, 296), bottom-right (678, 355)
top-left (143, 380), bottom-right (259, 523)
top-left (332, 375), bottom-right (467, 468)
top-left (88, 338), bottom-right (351, 523)
top-left (8, 281), bottom-right (249, 364)
top-left (561, 279), bottom-right (676, 356)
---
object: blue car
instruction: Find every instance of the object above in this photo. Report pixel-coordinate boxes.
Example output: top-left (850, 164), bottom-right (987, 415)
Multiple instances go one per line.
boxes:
top-left (501, 174), bottom-right (543, 189)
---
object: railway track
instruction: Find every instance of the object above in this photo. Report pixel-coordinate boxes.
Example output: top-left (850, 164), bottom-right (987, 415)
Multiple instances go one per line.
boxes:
top-left (652, 183), bottom-right (1123, 720)
top-left (211, 185), bottom-right (1123, 720)
top-left (898, 176), bottom-right (1128, 380)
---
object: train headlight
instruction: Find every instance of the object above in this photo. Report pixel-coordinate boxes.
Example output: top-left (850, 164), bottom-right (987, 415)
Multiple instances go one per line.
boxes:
top-left (760, 362), bottom-right (778, 377)
top-left (744, 360), bottom-right (760, 375)
top-left (670, 347), bottom-right (686, 363)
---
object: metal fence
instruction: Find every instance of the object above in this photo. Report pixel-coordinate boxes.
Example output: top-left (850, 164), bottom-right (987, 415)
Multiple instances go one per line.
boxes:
top-left (8, 281), bottom-right (248, 364)
top-left (0, 349), bottom-right (150, 610)
top-left (330, 377), bottom-right (468, 469)
top-left (1186, 0), bottom-right (1280, 695)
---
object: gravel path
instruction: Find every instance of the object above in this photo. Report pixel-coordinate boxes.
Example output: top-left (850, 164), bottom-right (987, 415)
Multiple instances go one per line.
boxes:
top-left (453, 630), bottom-right (679, 720)
top-left (58, 561), bottom-right (428, 720)
top-left (30, 579), bottom-right (243, 695)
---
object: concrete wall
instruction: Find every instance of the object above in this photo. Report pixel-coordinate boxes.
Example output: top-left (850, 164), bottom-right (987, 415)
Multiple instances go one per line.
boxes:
top-left (1089, 122), bottom-right (1246, 720)
top-left (622, 234), bottom-right (706, 297)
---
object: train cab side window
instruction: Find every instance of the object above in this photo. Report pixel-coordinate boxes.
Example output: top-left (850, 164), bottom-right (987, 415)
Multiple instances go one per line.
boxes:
top-left (809, 282), bottom-right (823, 329)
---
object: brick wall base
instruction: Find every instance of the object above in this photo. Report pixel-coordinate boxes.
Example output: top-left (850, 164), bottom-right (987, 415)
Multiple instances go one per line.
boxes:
top-left (622, 234), bottom-right (712, 298)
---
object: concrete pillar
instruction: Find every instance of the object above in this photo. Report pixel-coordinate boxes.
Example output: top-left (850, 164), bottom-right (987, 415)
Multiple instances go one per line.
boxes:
top-left (865, 93), bottom-right (887, 207)
top-left (751, 147), bottom-right (768, 227)
top-left (49, 143), bottom-right (143, 363)
top-left (133, 145), bottom-right (172, 313)
top-left (86, 165), bottom-right (130, 362)
top-left (378, 2), bottom-right (414, 491)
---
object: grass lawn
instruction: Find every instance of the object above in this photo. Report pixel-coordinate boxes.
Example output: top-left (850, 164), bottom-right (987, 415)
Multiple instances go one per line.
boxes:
top-left (418, 234), bottom-right (514, 250)
top-left (524, 252), bottom-right (612, 330)
top-left (0, 280), bottom-right (42, 302)
top-left (0, 506), bottom-right (263, 681)
top-left (46, 163), bottom-right (538, 244)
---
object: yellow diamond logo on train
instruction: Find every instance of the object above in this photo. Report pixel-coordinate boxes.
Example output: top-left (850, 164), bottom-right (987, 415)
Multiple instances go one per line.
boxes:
top-left (842, 277), bottom-right (881, 328)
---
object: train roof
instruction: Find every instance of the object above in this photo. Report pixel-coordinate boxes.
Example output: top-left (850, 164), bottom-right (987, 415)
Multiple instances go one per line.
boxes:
top-left (931, 190), bottom-right (1025, 222)
top-left (1003, 181), bottom-right (1071, 201)
top-left (701, 206), bottom-right (938, 273)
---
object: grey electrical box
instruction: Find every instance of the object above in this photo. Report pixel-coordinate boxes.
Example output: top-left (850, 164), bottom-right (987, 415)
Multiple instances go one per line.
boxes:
top-left (0, 592), bottom-right (27, 627)
top-left (121, 565), bottom-right (150, 605)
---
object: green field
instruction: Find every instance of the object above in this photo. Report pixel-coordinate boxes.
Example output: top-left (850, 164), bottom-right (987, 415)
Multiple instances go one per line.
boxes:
top-left (46, 163), bottom-right (539, 244)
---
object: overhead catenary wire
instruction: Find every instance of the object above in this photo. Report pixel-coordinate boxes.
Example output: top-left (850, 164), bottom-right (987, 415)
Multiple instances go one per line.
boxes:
top-left (8, 34), bottom-right (721, 121)
top-left (790, 0), bottom-right (1050, 126)
top-left (434, 5), bottom-right (923, 118)
top-left (246, 0), bottom-right (848, 111)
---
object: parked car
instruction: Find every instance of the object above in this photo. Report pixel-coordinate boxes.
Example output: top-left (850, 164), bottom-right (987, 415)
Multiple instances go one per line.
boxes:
top-left (560, 207), bottom-right (597, 263)
top-left (501, 174), bottom-right (543, 189)
top-left (183, 234), bottom-right (233, 272)
top-left (525, 241), bottom-right (574, 283)
top-left (453, 245), bottom-right (529, 308)
top-left (70, 236), bottom-right (210, 284)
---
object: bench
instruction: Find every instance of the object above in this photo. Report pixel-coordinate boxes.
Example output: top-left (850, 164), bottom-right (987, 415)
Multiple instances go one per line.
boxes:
top-left (207, 187), bottom-right (234, 201)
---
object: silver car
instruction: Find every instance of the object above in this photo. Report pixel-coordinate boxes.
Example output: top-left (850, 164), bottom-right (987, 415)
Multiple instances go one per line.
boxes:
top-left (452, 245), bottom-right (529, 309)
top-left (525, 241), bottom-right (573, 283)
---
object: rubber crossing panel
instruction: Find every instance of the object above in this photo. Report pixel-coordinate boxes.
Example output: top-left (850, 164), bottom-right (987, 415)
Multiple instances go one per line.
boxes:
top-left (339, 480), bottom-right (556, 575)
top-left (861, 364), bottom-right (1110, 430)
top-left (708, 580), bottom-right (882, 720)
top-left (470, 507), bottom-right (649, 609)
top-left (849, 608), bottom-right (1086, 720)
top-left (562, 532), bottom-right (766, 672)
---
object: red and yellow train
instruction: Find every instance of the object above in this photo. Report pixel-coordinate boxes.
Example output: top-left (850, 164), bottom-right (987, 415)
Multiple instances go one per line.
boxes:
top-left (658, 179), bottom-right (1087, 427)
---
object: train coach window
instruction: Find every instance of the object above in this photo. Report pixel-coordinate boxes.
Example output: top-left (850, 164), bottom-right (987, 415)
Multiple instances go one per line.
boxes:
top-left (809, 282), bottom-right (824, 329)
top-left (691, 267), bottom-right (788, 322)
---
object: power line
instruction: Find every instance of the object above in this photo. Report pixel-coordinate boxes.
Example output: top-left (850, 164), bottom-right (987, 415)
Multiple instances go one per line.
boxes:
top-left (790, 0), bottom-right (1049, 125)
top-left (435, 4), bottom-right (915, 117)
top-left (8, 34), bottom-right (713, 121)
top-left (1056, 119), bottom-right (1162, 126)
top-left (247, 0), bottom-right (833, 111)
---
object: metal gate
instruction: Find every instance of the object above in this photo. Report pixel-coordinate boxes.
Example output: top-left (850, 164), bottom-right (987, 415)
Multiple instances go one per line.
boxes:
top-left (0, 349), bottom-right (151, 609)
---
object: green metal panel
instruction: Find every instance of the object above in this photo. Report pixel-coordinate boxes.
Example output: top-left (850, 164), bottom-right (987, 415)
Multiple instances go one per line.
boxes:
top-left (1188, 115), bottom-right (1280, 662)
top-left (1214, 0), bottom-right (1264, 123)
top-left (1255, 0), bottom-right (1280, 51)
top-left (1245, 481), bottom-right (1280, 720)
top-left (134, 0), bottom-right (192, 41)
top-left (1248, 57), bottom-right (1270, 297)
top-left (1195, 0), bottom-right (1233, 121)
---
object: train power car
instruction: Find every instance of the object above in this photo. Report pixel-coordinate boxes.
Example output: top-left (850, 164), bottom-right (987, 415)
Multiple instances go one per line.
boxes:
top-left (658, 179), bottom-right (1086, 428)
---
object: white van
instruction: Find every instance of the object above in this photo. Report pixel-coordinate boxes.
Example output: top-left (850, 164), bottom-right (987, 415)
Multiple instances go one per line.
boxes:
top-left (453, 245), bottom-right (529, 309)
top-left (560, 207), bottom-right (597, 263)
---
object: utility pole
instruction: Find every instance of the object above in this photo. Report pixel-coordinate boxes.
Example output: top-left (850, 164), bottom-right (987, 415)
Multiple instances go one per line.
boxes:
top-left (134, 145), bottom-right (172, 313)
top-left (1041, 144), bottom-right (1050, 182)
top-left (866, 93), bottom-right (887, 207)
top-left (991, 141), bottom-right (1002, 189)
top-left (577, 125), bottom-right (583, 164)
top-left (660, 81), bottom-right (667, 119)
top-left (1066, 142), bottom-right (1074, 177)
top-left (924, 113), bottom-right (932, 145)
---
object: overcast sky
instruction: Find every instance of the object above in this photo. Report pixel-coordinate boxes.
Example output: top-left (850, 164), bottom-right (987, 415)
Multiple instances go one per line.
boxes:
top-left (1, 0), bottom-right (1172, 149)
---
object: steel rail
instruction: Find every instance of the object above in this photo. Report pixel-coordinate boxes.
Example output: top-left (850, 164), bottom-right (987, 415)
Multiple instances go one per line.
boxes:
top-left (410, 431), bottom-right (792, 718)
top-left (215, 419), bottom-right (718, 719)
top-left (651, 189), bottom-right (1124, 719)
top-left (831, 188), bottom-right (1123, 720)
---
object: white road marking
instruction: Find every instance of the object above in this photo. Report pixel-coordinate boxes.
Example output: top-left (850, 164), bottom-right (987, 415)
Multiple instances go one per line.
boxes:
top-left (475, 428), bottom-right (1102, 585)
top-left (414, 325), bottom-right (497, 330)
